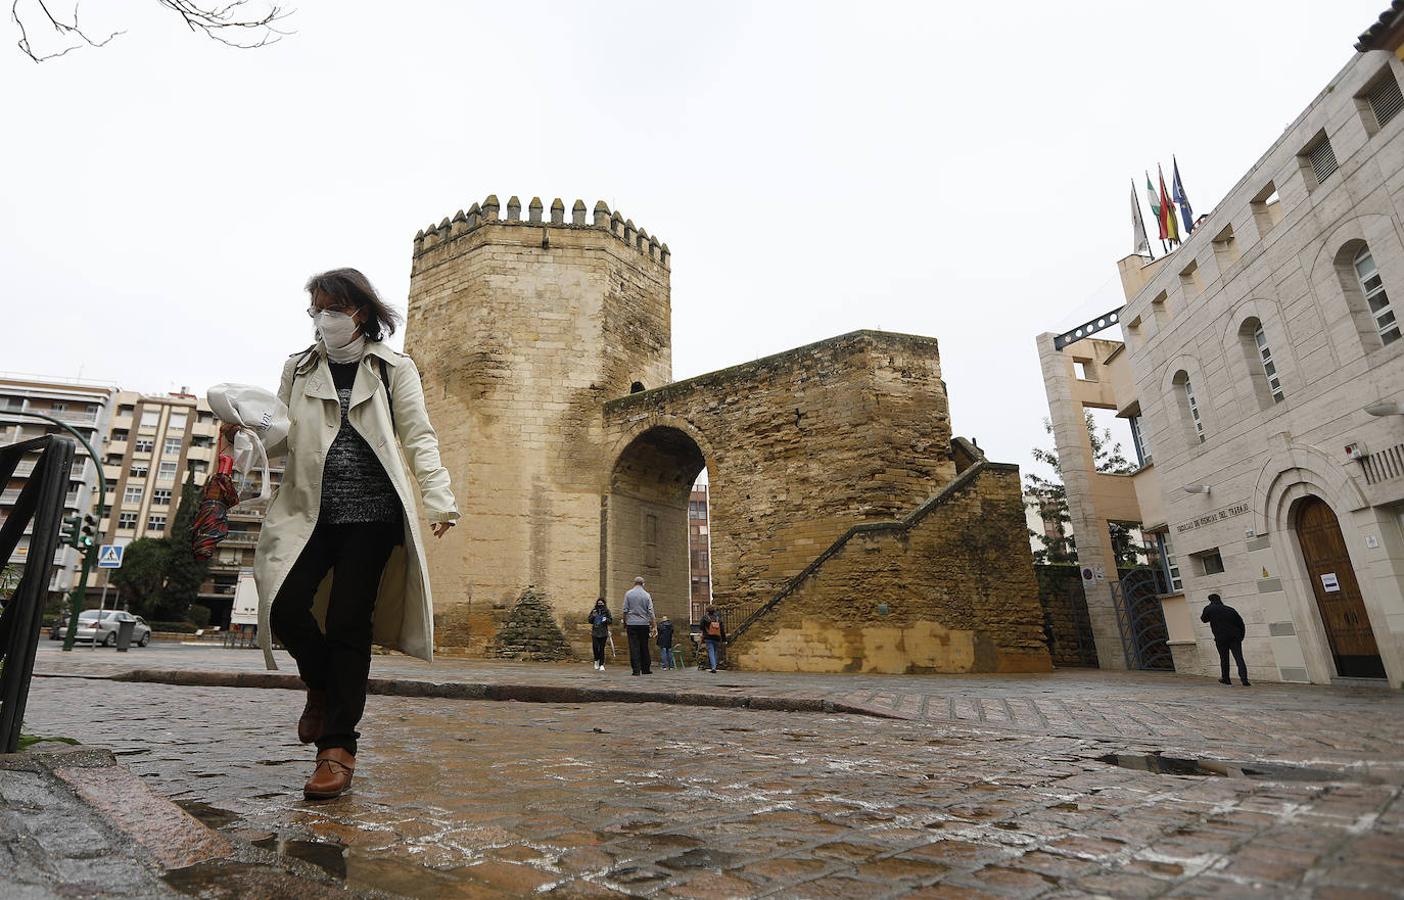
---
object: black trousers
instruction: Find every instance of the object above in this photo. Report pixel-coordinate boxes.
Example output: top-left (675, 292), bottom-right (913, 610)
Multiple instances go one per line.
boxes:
top-left (1216, 638), bottom-right (1248, 683)
top-left (592, 635), bottom-right (608, 665)
top-left (626, 624), bottom-right (652, 674)
top-left (269, 520), bottom-right (400, 755)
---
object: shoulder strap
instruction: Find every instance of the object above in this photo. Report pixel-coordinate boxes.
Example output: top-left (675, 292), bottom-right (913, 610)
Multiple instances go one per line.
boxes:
top-left (378, 357), bottom-right (396, 430)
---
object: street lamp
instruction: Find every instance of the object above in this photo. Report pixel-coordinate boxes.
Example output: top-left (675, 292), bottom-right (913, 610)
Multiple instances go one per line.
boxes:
top-left (1182, 484), bottom-right (1212, 495)
top-left (1364, 400), bottom-right (1404, 417)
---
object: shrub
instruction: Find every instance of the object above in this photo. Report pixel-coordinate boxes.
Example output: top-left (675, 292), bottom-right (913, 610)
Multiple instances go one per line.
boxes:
top-left (186, 603), bottom-right (212, 628)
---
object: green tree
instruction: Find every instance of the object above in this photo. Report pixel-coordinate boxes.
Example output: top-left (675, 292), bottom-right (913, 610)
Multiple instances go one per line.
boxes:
top-left (159, 471), bottom-right (208, 623)
top-left (109, 538), bottom-right (172, 619)
top-left (1025, 413), bottom-right (1146, 566)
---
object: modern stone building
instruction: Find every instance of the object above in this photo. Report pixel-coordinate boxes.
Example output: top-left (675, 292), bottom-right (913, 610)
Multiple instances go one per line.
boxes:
top-left (406, 195), bottom-right (1050, 673)
top-left (0, 375), bottom-right (115, 601)
top-left (1038, 13), bottom-right (1404, 687)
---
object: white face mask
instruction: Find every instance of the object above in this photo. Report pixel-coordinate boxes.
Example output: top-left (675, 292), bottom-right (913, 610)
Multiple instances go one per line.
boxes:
top-left (313, 309), bottom-right (360, 349)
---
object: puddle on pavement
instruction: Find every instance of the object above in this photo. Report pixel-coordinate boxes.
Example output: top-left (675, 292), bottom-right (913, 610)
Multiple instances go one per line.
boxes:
top-left (660, 847), bottom-right (738, 870)
top-left (177, 800), bottom-right (240, 830)
top-left (280, 839), bottom-right (347, 879)
top-left (1098, 753), bottom-right (1348, 782)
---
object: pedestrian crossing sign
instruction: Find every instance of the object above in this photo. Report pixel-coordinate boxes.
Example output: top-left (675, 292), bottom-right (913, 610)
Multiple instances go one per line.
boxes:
top-left (97, 544), bottom-right (124, 569)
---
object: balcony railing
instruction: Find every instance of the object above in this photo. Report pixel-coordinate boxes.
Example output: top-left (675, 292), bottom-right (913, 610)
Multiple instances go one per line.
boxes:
top-left (221, 532), bottom-right (259, 547)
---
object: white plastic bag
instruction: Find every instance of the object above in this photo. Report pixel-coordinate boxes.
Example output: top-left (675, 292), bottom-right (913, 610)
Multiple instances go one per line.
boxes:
top-left (206, 383), bottom-right (290, 504)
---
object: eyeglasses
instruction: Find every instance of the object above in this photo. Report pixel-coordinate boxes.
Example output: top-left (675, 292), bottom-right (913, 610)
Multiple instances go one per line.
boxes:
top-left (307, 303), bottom-right (356, 317)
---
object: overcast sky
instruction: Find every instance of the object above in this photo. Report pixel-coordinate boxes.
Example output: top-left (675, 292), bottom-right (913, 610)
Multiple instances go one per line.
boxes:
top-left (1, 0), bottom-right (1386, 479)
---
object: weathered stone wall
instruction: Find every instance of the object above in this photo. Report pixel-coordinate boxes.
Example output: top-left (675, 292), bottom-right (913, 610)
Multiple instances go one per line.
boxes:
top-left (603, 331), bottom-right (957, 627)
top-left (728, 464), bottom-right (1052, 674)
top-left (405, 196), bottom-right (671, 652)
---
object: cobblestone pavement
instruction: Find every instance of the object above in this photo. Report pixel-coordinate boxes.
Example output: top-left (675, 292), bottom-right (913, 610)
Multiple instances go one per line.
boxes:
top-left (35, 643), bottom-right (1404, 766)
top-left (20, 675), bottom-right (1404, 899)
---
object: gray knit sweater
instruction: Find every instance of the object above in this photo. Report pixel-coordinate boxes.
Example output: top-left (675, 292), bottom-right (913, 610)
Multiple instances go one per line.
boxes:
top-left (318, 361), bottom-right (401, 525)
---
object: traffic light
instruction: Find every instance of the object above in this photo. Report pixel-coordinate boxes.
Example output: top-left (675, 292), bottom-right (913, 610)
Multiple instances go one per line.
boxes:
top-left (61, 513), bottom-right (82, 549)
top-left (79, 514), bottom-right (97, 550)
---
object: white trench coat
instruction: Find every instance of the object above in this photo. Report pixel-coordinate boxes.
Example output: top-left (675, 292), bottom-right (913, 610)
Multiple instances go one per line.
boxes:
top-left (252, 340), bottom-right (458, 670)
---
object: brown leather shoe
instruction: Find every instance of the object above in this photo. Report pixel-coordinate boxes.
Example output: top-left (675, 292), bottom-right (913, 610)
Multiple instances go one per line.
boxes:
top-left (303, 748), bottom-right (355, 800)
top-left (297, 690), bottom-right (326, 744)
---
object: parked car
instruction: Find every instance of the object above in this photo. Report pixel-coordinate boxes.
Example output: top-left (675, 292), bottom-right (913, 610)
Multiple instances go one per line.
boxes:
top-left (51, 610), bottom-right (151, 647)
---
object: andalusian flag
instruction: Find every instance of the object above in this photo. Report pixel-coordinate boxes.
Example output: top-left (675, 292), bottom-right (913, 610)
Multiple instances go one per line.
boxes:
top-left (1158, 164), bottom-right (1181, 243)
top-left (1145, 172), bottom-right (1166, 241)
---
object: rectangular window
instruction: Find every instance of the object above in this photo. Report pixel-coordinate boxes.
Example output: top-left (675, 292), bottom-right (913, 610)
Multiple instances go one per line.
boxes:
top-left (133, 438), bottom-right (154, 454)
top-left (117, 512), bottom-right (138, 530)
top-left (1129, 415), bottom-right (1153, 465)
top-left (129, 464), bottom-right (148, 479)
top-left (1353, 247), bottom-right (1401, 345)
top-left (152, 488), bottom-right (172, 506)
top-left (1303, 133), bottom-right (1339, 186)
top-left (1195, 549), bottom-right (1226, 576)
top-left (123, 486), bottom-right (143, 504)
top-left (51, 401), bottom-right (66, 413)
top-left (1072, 358), bottom-right (1094, 381)
top-left (1365, 70), bottom-right (1404, 131)
top-left (1183, 378), bottom-right (1205, 443)
top-left (147, 515), bottom-right (166, 533)
top-left (163, 437), bottom-right (183, 456)
top-left (157, 461), bottom-right (178, 481)
top-left (1156, 533), bottom-right (1183, 593)
top-left (1211, 223), bottom-right (1240, 270)
top-left (1179, 260), bottom-right (1202, 298)
top-left (139, 410), bottom-right (160, 431)
top-left (167, 412), bottom-right (188, 433)
top-left (1254, 326), bottom-right (1285, 403)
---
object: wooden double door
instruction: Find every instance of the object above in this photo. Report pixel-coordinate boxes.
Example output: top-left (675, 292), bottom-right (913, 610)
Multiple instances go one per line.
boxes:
top-left (1294, 496), bottom-right (1385, 679)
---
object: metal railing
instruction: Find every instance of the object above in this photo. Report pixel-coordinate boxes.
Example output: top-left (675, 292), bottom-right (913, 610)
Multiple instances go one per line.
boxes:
top-left (0, 435), bottom-right (76, 752)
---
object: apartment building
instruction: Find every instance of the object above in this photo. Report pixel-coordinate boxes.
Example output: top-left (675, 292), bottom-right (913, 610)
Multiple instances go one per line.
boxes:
top-left (1038, 12), bottom-right (1404, 687)
top-left (688, 484), bottom-right (711, 622)
top-left (92, 389), bottom-right (220, 606)
top-left (0, 375), bottom-right (116, 599)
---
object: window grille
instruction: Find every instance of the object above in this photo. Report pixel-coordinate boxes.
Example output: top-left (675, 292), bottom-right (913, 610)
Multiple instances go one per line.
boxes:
top-left (1183, 378), bottom-right (1205, 443)
top-left (1368, 73), bottom-right (1404, 129)
top-left (1253, 326), bottom-right (1285, 402)
top-left (1307, 136), bottom-right (1339, 184)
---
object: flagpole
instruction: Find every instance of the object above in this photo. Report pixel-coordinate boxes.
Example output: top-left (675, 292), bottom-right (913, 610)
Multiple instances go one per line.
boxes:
top-left (1131, 178), bottom-right (1155, 261)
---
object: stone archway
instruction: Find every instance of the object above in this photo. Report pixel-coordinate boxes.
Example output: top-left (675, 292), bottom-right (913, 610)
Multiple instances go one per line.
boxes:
top-left (603, 426), bottom-right (706, 625)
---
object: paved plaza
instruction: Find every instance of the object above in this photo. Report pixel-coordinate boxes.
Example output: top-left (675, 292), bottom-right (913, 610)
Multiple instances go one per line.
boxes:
top-left (10, 643), bottom-right (1404, 897)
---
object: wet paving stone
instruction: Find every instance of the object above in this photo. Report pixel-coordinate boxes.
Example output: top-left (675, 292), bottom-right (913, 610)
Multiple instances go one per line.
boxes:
top-left (16, 673), bottom-right (1404, 898)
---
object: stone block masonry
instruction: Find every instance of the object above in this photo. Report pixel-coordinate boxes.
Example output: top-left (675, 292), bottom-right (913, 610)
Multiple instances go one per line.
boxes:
top-left (406, 193), bottom-right (1047, 673)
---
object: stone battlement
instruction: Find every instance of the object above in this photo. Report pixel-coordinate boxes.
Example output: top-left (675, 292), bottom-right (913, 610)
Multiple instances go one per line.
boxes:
top-left (413, 194), bottom-right (669, 268)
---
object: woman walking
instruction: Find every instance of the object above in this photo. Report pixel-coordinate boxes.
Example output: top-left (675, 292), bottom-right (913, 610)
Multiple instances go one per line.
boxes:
top-left (587, 598), bottom-right (612, 671)
top-left (248, 268), bottom-right (458, 800)
top-left (699, 605), bottom-right (726, 673)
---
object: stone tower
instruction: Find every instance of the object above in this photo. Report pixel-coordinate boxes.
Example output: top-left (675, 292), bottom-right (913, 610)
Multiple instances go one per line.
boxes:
top-left (404, 195), bottom-right (672, 650)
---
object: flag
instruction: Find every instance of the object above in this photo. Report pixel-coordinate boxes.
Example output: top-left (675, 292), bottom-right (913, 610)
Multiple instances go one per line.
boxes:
top-left (1158, 164), bottom-right (1181, 243)
top-left (1131, 181), bottom-right (1153, 257)
top-left (1172, 156), bottom-right (1194, 235)
top-left (1145, 172), bottom-right (1165, 241)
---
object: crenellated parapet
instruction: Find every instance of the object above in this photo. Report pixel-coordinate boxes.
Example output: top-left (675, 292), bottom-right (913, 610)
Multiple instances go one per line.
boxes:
top-left (413, 194), bottom-right (670, 269)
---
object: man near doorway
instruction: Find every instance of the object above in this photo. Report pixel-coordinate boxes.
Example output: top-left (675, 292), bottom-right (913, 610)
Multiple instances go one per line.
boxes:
top-left (1201, 593), bottom-right (1250, 686)
top-left (622, 576), bottom-right (655, 676)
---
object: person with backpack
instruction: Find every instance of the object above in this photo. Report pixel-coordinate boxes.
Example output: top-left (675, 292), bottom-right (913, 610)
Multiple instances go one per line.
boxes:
top-left (1200, 593), bottom-right (1250, 686)
top-left (699, 604), bottom-right (726, 673)
top-left (587, 598), bottom-right (612, 671)
top-left (243, 268), bottom-right (458, 801)
top-left (656, 615), bottom-right (675, 670)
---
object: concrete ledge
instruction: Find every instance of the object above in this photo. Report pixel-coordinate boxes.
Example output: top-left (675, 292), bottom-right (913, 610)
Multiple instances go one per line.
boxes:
top-left (107, 668), bottom-right (908, 721)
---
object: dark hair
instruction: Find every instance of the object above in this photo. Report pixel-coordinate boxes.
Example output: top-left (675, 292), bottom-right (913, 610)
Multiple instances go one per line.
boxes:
top-left (305, 268), bottom-right (403, 342)
top-left (1207, 593), bottom-right (1222, 603)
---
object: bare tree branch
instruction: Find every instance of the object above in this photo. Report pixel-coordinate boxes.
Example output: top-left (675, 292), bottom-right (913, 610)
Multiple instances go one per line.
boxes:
top-left (13, 0), bottom-right (292, 62)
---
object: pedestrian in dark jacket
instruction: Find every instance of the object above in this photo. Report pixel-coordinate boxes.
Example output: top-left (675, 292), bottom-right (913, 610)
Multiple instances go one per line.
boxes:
top-left (699, 605), bottom-right (726, 673)
top-left (656, 616), bottom-right (675, 670)
top-left (1201, 593), bottom-right (1250, 686)
top-left (587, 598), bottom-right (612, 671)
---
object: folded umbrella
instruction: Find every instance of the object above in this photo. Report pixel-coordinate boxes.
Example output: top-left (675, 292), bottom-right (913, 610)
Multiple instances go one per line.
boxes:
top-left (191, 455), bottom-right (241, 562)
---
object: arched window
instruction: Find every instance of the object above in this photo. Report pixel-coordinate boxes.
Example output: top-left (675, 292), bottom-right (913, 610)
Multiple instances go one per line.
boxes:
top-left (1238, 317), bottom-right (1284, 408)
top-left (1172, 370), bottom-right (1206, 446)
top-left (1353, 246), bottom-right (1401, 345)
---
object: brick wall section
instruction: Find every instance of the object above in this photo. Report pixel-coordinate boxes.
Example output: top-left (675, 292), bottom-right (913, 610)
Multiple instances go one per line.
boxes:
top-left (603, 331), bottom-right (957, 627)
top-left (405, 201), bottom-right (671, 652)
top-left (727, 464), bottom-right (1052, 674)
